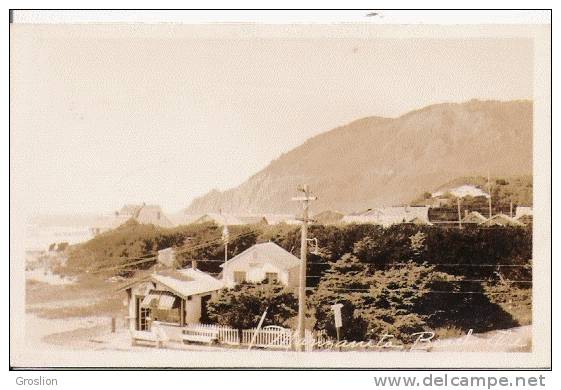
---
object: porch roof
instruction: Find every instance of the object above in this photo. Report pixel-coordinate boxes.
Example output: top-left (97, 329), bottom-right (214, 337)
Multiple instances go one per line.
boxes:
top-left (117, 267), bottom-right (224, 299)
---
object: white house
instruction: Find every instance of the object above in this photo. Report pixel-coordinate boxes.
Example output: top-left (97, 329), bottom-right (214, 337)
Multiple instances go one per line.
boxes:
top-left (117, 203), bottom-right (173, 228)
top-left (90, 203), bottom-right (173, 236)
top-left (221, 242), bottom-right (301, 288)
top-left (479, 214), bottom-right (524, 227)
top-left (118, 267), bottom-right (223, 341)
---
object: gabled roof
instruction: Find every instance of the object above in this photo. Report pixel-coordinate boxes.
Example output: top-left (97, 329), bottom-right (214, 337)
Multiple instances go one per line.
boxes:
top-left (236, 215), bottom-right (269, 225)
top-left (117, 268), bottom-right (223, 298)
top-left (135, 205), bottom-right (173, 227)
top-left (343, 206), bottom-right (430, 226)
top-left (480, 214), bottom-right (524, 227)
top-left (407, 216), bottom-right (433, 225)
top-left (433, 185), bottom-right (490, 199)
top-left (152, 268), bottom-right (223, 298)
top-left (194, 213), bottom-right (244, 226)
top-left (516, 214), bottom-right (533, 225)
top-left (462, 211), bottom-right (488, 223)
top-left (114, 204), bottom-right (172, 228)
top-left (221, 242), bottom-right (301, 270)
top-left (119, 204), bottom-right (143, 217)
top-left (313, 210), bottom-right (344, 224)
top-left (262, 214), bottom-right (298, 225)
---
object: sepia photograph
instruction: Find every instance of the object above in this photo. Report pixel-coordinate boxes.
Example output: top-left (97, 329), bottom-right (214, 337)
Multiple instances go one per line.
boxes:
top-left (9, 9), bottom-right (551, 370)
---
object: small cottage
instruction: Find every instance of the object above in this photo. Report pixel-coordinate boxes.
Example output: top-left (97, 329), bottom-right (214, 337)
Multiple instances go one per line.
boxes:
top-left (118, 267), bottom-right (223, 341)
top-left (462, 211), bottom-right (488, 224)
top-left (222, 242), bottom-right (301, 288)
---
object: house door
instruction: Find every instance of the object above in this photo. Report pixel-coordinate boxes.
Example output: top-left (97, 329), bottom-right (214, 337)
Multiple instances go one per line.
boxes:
top-left (136, 296), bottom-right (151, 331)
top-left (200, 295), bottom-right (212, 324)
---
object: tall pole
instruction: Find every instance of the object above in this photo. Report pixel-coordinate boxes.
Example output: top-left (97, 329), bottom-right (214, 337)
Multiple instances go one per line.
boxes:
top-left (298, 198), bottom-right (308, 349)
top-left (222, 225), bottom-right (229, 283)
top-left (457, 197), bottom-right (462, 229)
top-left (224, 242), bottom-right (228, 263)
top-left (292, 185), bottom-right (316, 351)
top-left (487, 171), bottom-right (492, 218)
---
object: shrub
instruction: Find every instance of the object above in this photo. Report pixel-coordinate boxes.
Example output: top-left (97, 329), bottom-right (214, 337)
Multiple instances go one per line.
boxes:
top-left (206, 283), bottom-right (298, 329)
top-left (311, 252), bottom-right (518, 345)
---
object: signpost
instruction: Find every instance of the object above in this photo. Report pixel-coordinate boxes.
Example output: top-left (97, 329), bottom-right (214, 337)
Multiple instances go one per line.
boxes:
top-left (331, 303), bottom-right (343, 345)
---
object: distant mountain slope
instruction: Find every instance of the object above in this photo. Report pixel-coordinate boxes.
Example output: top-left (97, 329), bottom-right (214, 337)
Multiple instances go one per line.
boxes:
top-left (186, 100), bottom-right (532, 214)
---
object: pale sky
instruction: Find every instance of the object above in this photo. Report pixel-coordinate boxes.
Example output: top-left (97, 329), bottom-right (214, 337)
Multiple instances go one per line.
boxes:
top-left (11, 24), bottom-right (534, 216)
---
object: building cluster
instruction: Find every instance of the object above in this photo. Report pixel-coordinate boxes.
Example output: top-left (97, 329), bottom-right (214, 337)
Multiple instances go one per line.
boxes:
top-left (114, 204), bottom-right (532, 342)
top-left (90, 202), bottom-right (533, 237)
top-left (119, 241), bottom-right (301, 343)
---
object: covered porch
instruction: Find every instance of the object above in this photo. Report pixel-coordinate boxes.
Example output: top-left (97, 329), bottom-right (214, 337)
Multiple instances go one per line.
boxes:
top-left (119, 268), bottom-right (223, 343)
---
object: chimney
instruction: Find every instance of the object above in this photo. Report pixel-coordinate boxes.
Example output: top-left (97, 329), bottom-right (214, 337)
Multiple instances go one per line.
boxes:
top-left (191, 260), bottom-right (197, 270)
top-left (157, 247), bottom-right (176, 268)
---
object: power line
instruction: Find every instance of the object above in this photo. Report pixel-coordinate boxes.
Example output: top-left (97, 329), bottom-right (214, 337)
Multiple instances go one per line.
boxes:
top-left (88, 228), bottom-right (262, 274)
top-left (90, 256), bottom-right (157, 274)
top-left (303, 262), bottom-right (531, 267)
top-left (304, 276), bottom-right (531, 283)
top-left (299, 287), bottom-right (530, 295)
top-left (393, 262), bottom-right (531, 267)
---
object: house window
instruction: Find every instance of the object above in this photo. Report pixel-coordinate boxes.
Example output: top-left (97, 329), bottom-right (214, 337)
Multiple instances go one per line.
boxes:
top-left (139, 291), bottom-right (181, 326)
top-left (234, 271), bottom-right (246, 283)
top-left (151, 307), bottom-right (181, 324)
top-left (265, 272), bottom-right (278, 284)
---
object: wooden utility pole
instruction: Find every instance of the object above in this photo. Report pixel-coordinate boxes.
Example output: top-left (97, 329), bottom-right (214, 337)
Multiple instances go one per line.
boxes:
top-left (223, 225), bottom-right (229, 263)
top-left (487, 172), bottom-right (493, 218)
top-left (457, 198), bottom-right (462, 229)
top-left (292, 185), bottom-right (316, 351)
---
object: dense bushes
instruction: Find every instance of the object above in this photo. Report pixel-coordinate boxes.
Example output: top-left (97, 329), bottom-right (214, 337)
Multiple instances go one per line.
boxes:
top-left (65, 221), bottom-right (261, 276)
top-left (310, 254), bottom-right (519, 344)
top-left (207, 283), bottom-right (298, 329)
top-left (67, 221), bottom-right (532, 283)
top-left (66, 221), bottom-right (530, 340)
top-left (303, 224), bottom-right (531, 282)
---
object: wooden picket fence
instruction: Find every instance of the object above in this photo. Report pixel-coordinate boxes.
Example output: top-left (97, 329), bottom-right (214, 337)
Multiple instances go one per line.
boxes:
top-left (185, 323), bottom-right (240, 345)
top-left (186, 323), bottom-right (329, 351)
top-left (242, 327), bottom-right (293, 349)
